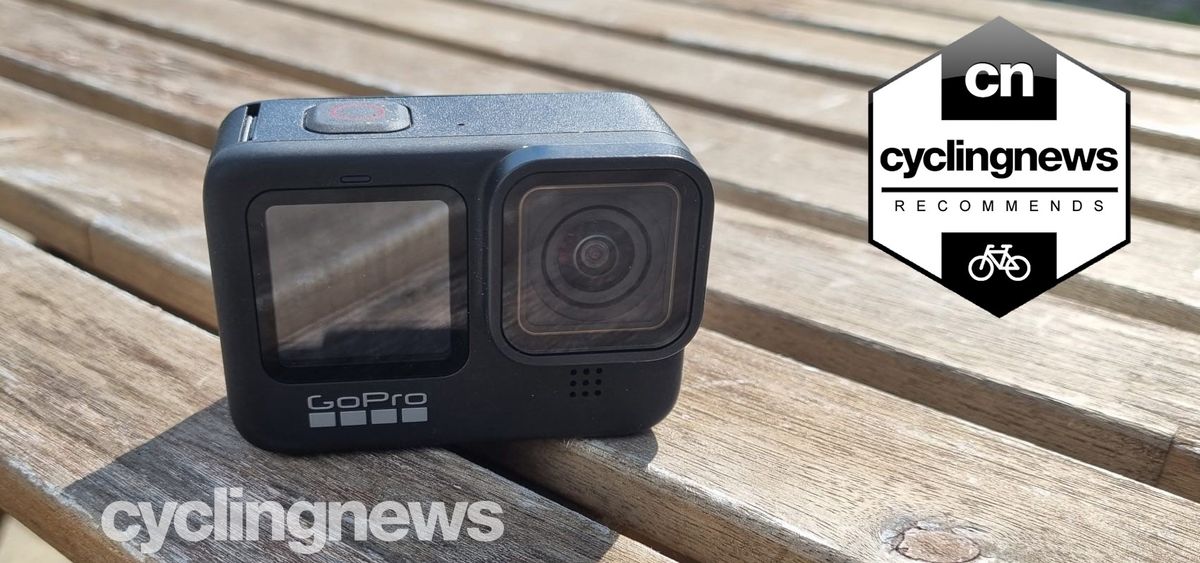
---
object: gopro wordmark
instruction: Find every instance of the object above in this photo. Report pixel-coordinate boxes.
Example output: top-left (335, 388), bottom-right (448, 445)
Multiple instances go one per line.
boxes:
top-left (869, 18), bottom-right (1130, 316)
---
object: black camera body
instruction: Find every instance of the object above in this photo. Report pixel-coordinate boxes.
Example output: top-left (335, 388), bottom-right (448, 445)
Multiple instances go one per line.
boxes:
top-left (204, 93), bottom-right (712, 453)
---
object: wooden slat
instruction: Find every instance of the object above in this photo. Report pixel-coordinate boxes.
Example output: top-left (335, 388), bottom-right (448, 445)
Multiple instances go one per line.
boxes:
top-left (1161, 425), bottom-right (1200, 502)
top-left (450, 0), bottom-right (1200, 156)
top-left (473, 0), bottom-right (1200, 99)
top-left (257, 0), bottom-right (1200, 157)
top-left (0, 229), bottom-right (666, 562)
top-left (265, 0), bottom-right (1200, 157)
top-left (6, 77), bottom-right (1200, 563)
top-left (486, 0), bottom-right (936, 85)
top-left (5, 0), bottom-right (1200, 497)
top-left (849, 0), bottom-right (1200, 59)
top-left (0, 516), bottom-right (70, 563)
top-left (667, 0), bottom-right (1200, 81)
top-left (34, 0), bottom-right (579, 97)
top-left (478, 329), bottom-right (1200, 561)
top-left (0, 0), bottom-right (329, 147)
top-left (703, 206), bottom-right (1200, 480)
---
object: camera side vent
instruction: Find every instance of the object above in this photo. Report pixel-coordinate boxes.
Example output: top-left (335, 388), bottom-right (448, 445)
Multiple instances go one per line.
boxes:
top-left (567, 367), bottom-right (604, 398)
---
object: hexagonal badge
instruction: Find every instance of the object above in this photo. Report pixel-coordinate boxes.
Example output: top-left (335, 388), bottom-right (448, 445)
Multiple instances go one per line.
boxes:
top-left (869, 18), bottom-right (1129, 317)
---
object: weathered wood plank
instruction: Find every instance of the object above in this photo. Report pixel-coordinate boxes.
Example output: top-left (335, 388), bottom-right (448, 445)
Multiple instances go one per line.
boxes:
top-left (239, 0), bottom-right (1200, 155)
top-left (472, 0), bottom-right (1200, 99)
top-left (478, 329), bottom-right (1200, 562)
top-left (1161, 425), bottom-right (1200, 502)
top-left (17, 0), bottom-right (875, 148)
top-left (4, 2), bottom-right (1200, 496)
top-left (7, 81), bottom-right (1200, 563)
top-left (0, 516), bottom-right (70, 563)
top-left (703, 205), bottom-right (1200, 485)
top-left (451, 0), bottom-right (1200, 152)
top-left (9, 0), bottom-right (1197, 336)
top-left (670, 0), bottom-right (1200, 75)
top-left (0, 0), bottom-right (329, 147)
top-left (31, 0), bottom-right (579, 97)
top-left (484, 0), bottom-right (934, 85)
top-left (0, 228), bottom-right (667, 562)
top-left (849, 0), bottom-right (1200, 59)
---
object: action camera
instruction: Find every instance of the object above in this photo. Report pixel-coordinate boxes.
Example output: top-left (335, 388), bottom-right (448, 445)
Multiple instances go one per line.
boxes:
top-left (203, 93), bottom-right (713, 452)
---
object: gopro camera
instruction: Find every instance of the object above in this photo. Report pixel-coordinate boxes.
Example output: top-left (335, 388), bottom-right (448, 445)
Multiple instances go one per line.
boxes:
top-left (204, 93), bottom-right (712, 452)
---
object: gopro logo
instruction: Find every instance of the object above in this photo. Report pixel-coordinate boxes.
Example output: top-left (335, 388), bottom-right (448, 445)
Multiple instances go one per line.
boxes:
top-left (306, 392), bottom-right (428, 428)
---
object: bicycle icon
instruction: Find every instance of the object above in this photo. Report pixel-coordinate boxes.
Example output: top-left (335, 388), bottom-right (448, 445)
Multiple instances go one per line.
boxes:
top-left (968, 244), bottom-right (1031, 282)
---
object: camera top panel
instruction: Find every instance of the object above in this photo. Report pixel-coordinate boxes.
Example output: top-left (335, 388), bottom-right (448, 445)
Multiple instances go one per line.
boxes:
top-left (238, 92), bottom-right (673, 144)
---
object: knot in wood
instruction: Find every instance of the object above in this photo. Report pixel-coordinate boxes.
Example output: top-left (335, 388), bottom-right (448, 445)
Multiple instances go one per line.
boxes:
top-left (895, 528), bottom-right (980, 563)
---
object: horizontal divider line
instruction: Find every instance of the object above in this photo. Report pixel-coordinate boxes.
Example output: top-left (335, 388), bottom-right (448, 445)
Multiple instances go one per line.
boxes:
top-left (881, 187), bottom-right (1120, 193)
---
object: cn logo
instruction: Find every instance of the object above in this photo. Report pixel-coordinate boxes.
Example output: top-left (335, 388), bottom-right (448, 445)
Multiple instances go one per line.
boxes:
top-left (965, 63), bottom-right (1035, 98)
top-left (940, 20), bottom-right (1056, 120)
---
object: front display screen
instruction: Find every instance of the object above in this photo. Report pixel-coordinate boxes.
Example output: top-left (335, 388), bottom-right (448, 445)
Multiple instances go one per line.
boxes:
top-left (247, 186), bottom-right (467, 381)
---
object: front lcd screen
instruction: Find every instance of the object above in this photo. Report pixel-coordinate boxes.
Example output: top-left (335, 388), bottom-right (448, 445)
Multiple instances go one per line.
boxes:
top-left (248, 186), bottom-right (467, 380)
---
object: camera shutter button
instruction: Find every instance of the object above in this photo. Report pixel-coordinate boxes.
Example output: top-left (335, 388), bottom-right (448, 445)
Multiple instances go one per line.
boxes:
top-left (304, 100), bottom-right (411, 134)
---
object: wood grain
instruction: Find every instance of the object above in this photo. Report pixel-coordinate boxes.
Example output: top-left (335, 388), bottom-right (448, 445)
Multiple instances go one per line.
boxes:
top-left (8, 0), bottom-right (1196, 337)
top-left (6, 82), bottom-right (1200, 563)
top-left (480, 0), bottom-right (935, 85)
top-left (0, 0), bottom-right (329, 147)
top-left (447, 0), bottom-right (1200, 231)
top-left (0, 228), bottom-right (667, 562)
top-left (1161, 425), bottom-right (1200, 502)
top-left (469, 0), bottom-right (1200, 152)
top-left (238, 0), bottom-right (1200, 155)
top-left (476, 329), bottom-right (1200, 562)
top-left (848, 0), bottom-right (1200, 58)
top-left (27, 0), bottom-right (582, 97)
top-left (704, 205), bottom-right (1200, 485)
top-left (474, 0), bottom-right (1200, 99)
top-left (24, 0), bottom-right (1200, 231)
top-left (3, 3), bottom-right (1200, 497)
top-left (667, 0), bottom-right (1200, 82)
top-left (0, 516), bottom-right (70, 563)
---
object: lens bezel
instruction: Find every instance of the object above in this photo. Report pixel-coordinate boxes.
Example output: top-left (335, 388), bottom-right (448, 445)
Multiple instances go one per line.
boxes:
top-left (499, 169), bottom-right (703, 356)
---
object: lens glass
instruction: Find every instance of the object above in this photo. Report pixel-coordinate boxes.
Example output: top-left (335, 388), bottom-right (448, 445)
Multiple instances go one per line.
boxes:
top-left (503, 177), bottom-right (701, 354)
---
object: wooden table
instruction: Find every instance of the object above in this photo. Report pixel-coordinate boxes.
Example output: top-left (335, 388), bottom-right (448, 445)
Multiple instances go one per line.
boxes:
top-left (1, 0), bottom-right (1199, 560)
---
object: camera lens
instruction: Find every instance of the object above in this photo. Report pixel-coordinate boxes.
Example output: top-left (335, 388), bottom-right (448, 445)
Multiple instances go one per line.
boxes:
top-left (503, 179), bottom-right (698, 355)
top-left (542, 207), bottom-right (650, 310)
top-left (575, 235), bottom-right (616, 274)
